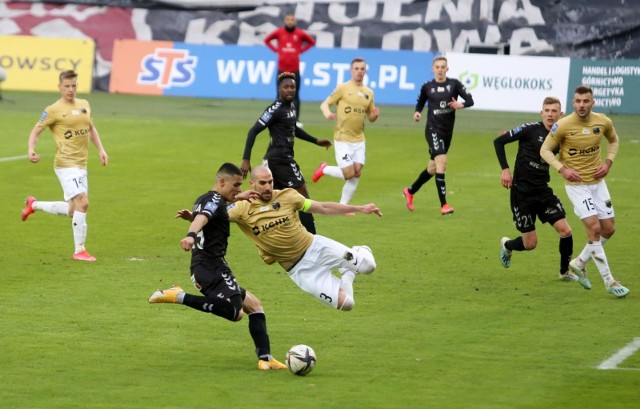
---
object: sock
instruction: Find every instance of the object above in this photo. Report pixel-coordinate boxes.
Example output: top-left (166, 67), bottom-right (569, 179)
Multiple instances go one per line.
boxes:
top-left (600, 236), bottom-right (609, 245)
top-left (323, 165), bottom-right (344, 179)
top-left (408, 170), bottom-right (433, 194)
top-left (298, 211), bottom-right (316, 234)
top-left (248, 312), bottom-right (271, 359)
top-left (182, 293), bottom-right (240, 321)
top-left (506, 237), bottom-right (525, 252)
top-left (587, 241), bottom-right (615, 285)
top-left (559, 235), bottom-right (573, 274)
top-left (576, 244), bottom-right (591, 267)
top-left (33, 200), bottom-right (69, 216)
top-left (340, 177), bottom-right (359, 205)
top-left (435, 173), bottom-right (447, 205)
top-left (72, 211), bottom-right (87, 253)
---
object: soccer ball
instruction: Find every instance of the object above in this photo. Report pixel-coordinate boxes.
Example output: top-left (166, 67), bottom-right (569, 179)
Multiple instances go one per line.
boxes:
top-left (285, 344), bottom-right (316, 376)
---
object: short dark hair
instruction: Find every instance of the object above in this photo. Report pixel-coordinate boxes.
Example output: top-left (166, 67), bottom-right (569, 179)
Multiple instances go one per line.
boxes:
top-left (351, 57), bottom-right (366, 67)
top-left (217, 162), bottom-right (242, 179)
top-left (574, 85), bottom-right (593, 95)
top-left (59, 70), bottom-right (77, 83)
top-left (542, 96), bottom-right (561, 107)
top-left (277, 72), bottom-right (296, 86)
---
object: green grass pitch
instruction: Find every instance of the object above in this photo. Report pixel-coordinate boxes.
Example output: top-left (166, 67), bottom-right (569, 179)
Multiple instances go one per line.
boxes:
top-left (1, 90), bottom-right (639, 408)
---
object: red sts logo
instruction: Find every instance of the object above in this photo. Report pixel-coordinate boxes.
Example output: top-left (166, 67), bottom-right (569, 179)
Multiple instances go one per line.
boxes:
top-left (137, 48), bottom-right (197, 88)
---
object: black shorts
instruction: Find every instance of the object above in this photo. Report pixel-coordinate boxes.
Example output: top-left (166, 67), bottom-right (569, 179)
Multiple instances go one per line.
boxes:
top-left (263, 158), bottom-right (305, 189)
top-left (190, 258), bottom-right (243, 300)
top-left (510, 186), bottom-right (567, 233)
top-left (425, 127), bottom-right (452, 159)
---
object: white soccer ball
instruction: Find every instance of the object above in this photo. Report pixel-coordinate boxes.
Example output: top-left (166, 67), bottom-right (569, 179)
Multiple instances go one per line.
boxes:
top-left (285, 344), bottom-right (316, 376)
top-left (0, 67), bottom-right (7, 82)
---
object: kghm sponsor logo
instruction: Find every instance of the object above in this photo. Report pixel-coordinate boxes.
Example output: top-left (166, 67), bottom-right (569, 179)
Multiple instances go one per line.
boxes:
top-left (251, 216), bottom-right (290, 235)
top-left (568, 146), bottom-right (600, 156)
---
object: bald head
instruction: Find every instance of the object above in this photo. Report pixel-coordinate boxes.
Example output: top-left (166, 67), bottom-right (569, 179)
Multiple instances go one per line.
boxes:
top-left (250, 166), bottom-right (274, 201)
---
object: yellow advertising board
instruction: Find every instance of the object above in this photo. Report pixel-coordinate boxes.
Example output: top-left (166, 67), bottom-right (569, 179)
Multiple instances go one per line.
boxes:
top-left (0, 35), bottom-right (95, 93)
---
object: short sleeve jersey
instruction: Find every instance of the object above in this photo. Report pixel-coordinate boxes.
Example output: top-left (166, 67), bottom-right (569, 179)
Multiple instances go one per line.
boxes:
top-left (190, 191), bottom-right (230, 266)
top-left (415, 78), bottom-right (473, 136)
top-left (326, 81), bottom-right (375, 143)
top-left (36, 98), bottom-right (94, 169)
top-left (257, 99), bottom-right (297, 161)
top-left (494, 121), bottom-right (555, 193)
top-left (228, 189), bottom-right (313, 265)
top-left (544, 112), bottom-right (618, 184)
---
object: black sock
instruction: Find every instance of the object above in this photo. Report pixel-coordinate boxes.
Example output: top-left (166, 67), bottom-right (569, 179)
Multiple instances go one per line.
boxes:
top-left (408, 170), bottom-right (433, 194)
top-left (299, 211), bottom-right (316, 234)
top-left (506, 236), bottom-right (526, 252)
top-left (435, 173), bottom-right (447, 205)
top-left (182, 293), bottom-right (240, 321)
top-left (559, 235), bottom-right (573, 274)
top-left (249, 312), bottom-right (271, 359)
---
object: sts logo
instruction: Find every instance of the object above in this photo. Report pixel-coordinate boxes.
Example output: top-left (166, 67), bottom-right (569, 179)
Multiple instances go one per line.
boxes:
top-left (137, 48), bottom-right (197, 89)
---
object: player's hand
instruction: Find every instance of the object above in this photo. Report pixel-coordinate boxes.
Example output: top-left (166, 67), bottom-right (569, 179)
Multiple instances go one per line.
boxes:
top-left (235, 189), bottom-right (259, 202)
top-left (501, 169), bottom-right (512, 189)
top-left (559, 167), bottom-right (582, 182)
top-left (448, 98), bottom-right (464, 109)
top-left (593, 163), bottom-right (610, 179)
top-left (413, 112), bottom-right (421, 122)
top-left (99, 150), bottom-right (109, 166)
top-left (325, 112), bottom-right (336, 121)
top-left (175, 209), bottom-right (193, 221)
top-left (180, 236), bottom-right (195, 251)
top-left (29, 151), bottom-right (41, 163)
top-left (241, 159), bottom-right (251, 180)
top-left (359, 203), bottom-right (383, 217)
top-left (317, 139), bottom-right (332, 149)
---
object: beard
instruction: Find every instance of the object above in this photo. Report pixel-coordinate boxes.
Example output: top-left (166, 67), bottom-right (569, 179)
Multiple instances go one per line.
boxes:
top-left (285, 25), bottom-right (296, 33)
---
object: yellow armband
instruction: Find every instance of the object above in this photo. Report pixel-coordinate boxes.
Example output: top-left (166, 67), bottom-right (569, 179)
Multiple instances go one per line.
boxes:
top-left (302, 199), bottom-right (312, 212)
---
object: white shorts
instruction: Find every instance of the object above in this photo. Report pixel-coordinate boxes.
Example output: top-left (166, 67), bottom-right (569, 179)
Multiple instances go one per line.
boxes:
top-left (565, 180), bottom-right (614, 220)
top-left (55, 168), bottom-right (88, 201)
top-left (287, 235), bottom-right (373, 309)
top-left (334, 141), bottom-right (366, 169)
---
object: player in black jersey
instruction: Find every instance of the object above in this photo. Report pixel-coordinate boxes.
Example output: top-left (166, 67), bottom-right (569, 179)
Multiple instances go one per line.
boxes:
top-left (241, 72), bottom-right (332, 234)
top-left (493, 97), bottom-right (580, 284)
top-left (148, 163), bottom-right (287, 370)
top-left (402, 56), bottom-right (474, 215)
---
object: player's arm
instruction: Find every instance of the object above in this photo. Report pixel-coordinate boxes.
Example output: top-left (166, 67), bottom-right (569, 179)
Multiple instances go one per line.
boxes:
top-left (263, 30), bottom-right (278, 52)
top-left (413, 84), bottom-right (428, 121)
top-left (367, 102), bottom-right (380, 123)
top-left (241, 120), bottom-right (268, 179)
top-left (300, 31), bottom-right (315, 52)
top-left (320, 98), bottom-right (335, 121)
top-left (27, 125), bottom-right (45, 163)
top-left (180, 214), bottom-right (208, 251)
top-left (455, 81), bottom-right (474, 108)
top-left (305, 199), bottom-right (382, 217)
top-left (89, 123), bottom-right (108, 166)
top-left (295, 127), bottom-right (331, 149)
top-left (493, 130), bottom-right (514, 188)
top-left (595, 124), bottom-right (619, 179)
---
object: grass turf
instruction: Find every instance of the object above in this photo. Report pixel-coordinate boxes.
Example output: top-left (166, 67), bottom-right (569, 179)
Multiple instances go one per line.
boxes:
top-left (1, 90), bottom-right (639, 409)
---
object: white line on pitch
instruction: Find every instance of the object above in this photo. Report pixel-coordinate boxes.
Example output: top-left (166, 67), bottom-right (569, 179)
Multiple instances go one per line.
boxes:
top-left (597, 337), bottom-right (640, 370)
top-left (0, 155), bottom-right (28, 163)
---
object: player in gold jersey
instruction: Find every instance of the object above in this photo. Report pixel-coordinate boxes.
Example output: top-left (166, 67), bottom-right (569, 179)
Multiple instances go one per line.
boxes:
top-left (540, 85), bottom-right (629, 298)
top-left (313, 58), bottom-right (380, 207)
top-left (229, 166), bottom-right (381, 311)
top-left (22, 70), bottom-right (108, 261)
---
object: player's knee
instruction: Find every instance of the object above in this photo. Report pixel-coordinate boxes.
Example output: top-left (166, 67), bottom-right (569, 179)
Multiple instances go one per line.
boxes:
top-left (354, 245), bottom-right (376, 274)
top-left (338, 294), bottom-right (355, 311)
top-left (523, 237), bottom-right (537, 250)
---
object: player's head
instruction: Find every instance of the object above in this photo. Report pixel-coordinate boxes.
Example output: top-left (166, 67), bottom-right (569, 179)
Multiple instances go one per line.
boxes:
top-left (540, 96), bottom-right (563, 129)
top-left (432, 56), bottom-right (448, 82)
top-left (284, 12), bottom-right (296, 31)
top-left (215, 162), bottom-right (243, 202)
top-left (572, 85), bottom-right (594, 119)
top-left (277, 72), bottom-right (296, 101)
top-left (58, 70), bottom-right (78, 102)
top-left (250, 166), bottom-right (274, 202)
top-left (350, 57), bottom-right (367, 84)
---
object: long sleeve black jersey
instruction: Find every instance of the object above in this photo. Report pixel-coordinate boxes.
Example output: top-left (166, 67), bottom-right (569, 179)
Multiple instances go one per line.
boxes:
top-left (190, 190), bottom-right (230, 266)
top-left (415, 77), bottom-right (474, 136)
top-left (243, 98), bottom-right (317, 162)
top-left (494, 121), bottom-right (558, 193)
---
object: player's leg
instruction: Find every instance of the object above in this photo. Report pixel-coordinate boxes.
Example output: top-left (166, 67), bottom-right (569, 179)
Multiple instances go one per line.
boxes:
top-left (339, 143), bottom-right (365, 205)
top-left (550, 218), bottom-right (576, 281)
top-left (242, 289), bottom-right (286, 370)
top-left (500, 188), bottom-right (532, 268)
top-left (22, 195), bottom-right (69, 220)
top-left (313, 141), bottom-right (350, 182)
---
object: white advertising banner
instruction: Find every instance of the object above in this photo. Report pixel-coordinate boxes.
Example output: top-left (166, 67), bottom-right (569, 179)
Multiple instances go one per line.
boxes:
top-left (445, 52), bottom-right (571, 113)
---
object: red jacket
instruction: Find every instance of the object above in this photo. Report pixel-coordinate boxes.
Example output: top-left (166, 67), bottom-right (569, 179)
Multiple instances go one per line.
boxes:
top-left (264, 27), bottom-right (315, 72)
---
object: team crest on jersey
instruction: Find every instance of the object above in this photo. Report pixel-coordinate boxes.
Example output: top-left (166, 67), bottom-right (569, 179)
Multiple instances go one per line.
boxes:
top-left (272, 201), bottom-right (281, 210)
top-left (551, 123), bottom-right (559, 132)
top-left (593, 127), bottom-right (600, 135)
